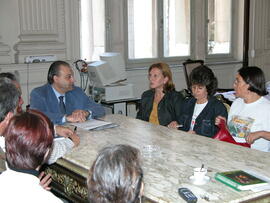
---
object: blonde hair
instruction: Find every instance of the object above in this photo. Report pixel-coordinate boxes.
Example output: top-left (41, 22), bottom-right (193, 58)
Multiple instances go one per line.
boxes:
top-left (148, 62), bottom-right (175, 92)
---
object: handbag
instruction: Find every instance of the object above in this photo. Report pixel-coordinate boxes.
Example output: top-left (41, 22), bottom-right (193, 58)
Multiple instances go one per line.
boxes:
top-left (213, 119), bottom-right (250, 148)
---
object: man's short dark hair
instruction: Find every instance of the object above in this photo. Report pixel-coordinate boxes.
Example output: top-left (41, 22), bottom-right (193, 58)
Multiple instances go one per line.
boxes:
top-left (238, 66), bottom-right (267, 96)
top-left (47, 61), bottom-right (70, 84)
top-left (0, 78), bottom-right (20, 122)
top-left (88, 144), bottom-right (143, 203)
top-left (189, 65), bottom-right (218, 96)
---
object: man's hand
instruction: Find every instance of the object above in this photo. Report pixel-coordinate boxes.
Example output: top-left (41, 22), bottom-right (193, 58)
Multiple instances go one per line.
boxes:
top-left (39, 171), bottom-right (52, 191)
top-left (66, 110), bottom-right (89, 123)
top-left (55, 125), bottom-right (80, 147)
top-left (69, 133), bottom-right (80, 147)
top-left (55, 126), bottom-right (74, 137)
top-left (66, 114), bottom-right (85, 123)
top-left (73, 110), bottom-right (89, 118)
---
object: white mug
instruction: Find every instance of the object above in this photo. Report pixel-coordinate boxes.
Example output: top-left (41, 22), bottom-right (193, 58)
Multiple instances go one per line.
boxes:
top-left (193, 167), bottom-right (207, 181)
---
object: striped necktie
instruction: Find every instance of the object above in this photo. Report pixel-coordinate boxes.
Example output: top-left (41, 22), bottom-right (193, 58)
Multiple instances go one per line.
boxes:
top-left (59, 96), bottom-right (66, 114)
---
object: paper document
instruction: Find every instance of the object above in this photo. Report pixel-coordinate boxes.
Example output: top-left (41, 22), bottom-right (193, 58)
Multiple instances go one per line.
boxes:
top-left (72, 119), bottom-right (118, 131)
top-left (245, 170), bottom-right (270, 192)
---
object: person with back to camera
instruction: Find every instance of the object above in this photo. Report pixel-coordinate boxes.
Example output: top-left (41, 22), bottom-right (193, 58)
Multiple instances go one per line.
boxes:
top-left (88, 144), bottom-right (144, 203)
top-left (0, 110), bottom-right (62, 203)
top-left (0, 72), bottom-right (24, 113)
top-left (136, 62), bottom-right (184, 126)
top-left (0, 72), bottom-right (80, 164)
top-left (168, 65), bottom-right (228, 138)
top-left (216, 66), bottom-right (270, 152)
top-left (30, 60), bottom-right (105, 125)
top-left (0, 78), bottom-right (73, 190)
top-left (0, 78), bottom-right (20, 152)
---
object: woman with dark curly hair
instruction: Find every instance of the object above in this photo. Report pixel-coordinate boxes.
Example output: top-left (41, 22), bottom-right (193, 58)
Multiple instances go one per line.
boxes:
top-left (137, 62), bottom-right (184, 126)
top-left (169, 65), bottom-right (227, 137)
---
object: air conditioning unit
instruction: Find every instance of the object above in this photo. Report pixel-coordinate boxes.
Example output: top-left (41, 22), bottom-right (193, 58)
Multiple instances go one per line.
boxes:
top-left (25, 55), bottom-right (57, 63)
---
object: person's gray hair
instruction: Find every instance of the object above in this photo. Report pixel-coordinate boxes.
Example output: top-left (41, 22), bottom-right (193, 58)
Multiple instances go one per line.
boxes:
top-left (88, 144), bottom-right (143, 203)
top-left (0, 72), bottom-right (19, 82)
top-left (0, 78), bottom-right (20, 122)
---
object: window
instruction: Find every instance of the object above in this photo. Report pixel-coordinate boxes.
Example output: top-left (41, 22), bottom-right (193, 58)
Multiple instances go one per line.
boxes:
top-left (124, 0), bottom-right (241, 67)
top-left (80, 0), bottom-right (105, 61)
top-left (127, 0), bottom-right (158, 59)
top-left (163, 0), bottom-right (190, 57)
top-left (207, 0), bottom-right (232, 55)
top-left (127, 0), bottom-right (190, 60)
top-left (79, 1), bottom-right (242, 67)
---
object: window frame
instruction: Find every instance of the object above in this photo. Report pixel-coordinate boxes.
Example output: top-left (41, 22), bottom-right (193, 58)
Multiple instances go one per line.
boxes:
top-left (123, 0), bottom-right (195, 69)
top-left (104, 0), bottom-right (243, 69)
top-left (79, 0), bottom-right (107, 62)
top-left (205, 0), bottom-right (236, 61)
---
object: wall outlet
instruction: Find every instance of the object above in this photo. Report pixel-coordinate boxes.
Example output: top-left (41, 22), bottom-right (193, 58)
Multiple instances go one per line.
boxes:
top-left (25, 55), bottom-right (57, 63)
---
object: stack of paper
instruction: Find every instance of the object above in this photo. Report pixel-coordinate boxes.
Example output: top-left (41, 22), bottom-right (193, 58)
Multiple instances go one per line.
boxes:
top-left (72, 119), bottom-right (118, 131)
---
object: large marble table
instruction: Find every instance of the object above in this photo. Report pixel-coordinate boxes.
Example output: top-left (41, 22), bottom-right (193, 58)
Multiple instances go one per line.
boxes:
top-left (46, 114), bottom-right (270, 202)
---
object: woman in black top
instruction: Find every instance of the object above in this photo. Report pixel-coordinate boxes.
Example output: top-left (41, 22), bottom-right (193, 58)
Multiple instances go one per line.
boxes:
top-left (169, 65), bottom-right (227, 137)
top-left (136, 62), bottom-right (184, 126)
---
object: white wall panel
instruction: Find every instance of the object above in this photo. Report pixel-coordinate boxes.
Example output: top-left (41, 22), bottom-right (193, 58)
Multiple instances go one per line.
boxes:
top-left (249, 0), bottom-right (270, 81)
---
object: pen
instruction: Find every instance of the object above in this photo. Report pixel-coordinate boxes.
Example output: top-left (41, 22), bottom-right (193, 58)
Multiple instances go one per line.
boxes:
top-left (74, 126), bottom-right (77, 133)
top-left (176, 124), bottom-right (183, 128)
top-left (200, 164), bottom-right (204, 172)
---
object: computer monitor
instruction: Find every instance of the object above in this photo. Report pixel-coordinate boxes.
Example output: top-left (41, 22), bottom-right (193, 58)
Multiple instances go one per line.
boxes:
top-left (99, 52), bottom-right (126, 81)
top-left (87, 61), bottom-right (118, 86)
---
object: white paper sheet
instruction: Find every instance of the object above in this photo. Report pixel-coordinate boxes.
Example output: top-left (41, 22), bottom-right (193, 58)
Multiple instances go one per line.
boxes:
top-left (71, 119), bottom-right (114, 130)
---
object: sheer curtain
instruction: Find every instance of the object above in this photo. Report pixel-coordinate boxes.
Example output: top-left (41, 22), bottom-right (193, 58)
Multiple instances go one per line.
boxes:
top-left (80, 0), bottom-right (105, 61)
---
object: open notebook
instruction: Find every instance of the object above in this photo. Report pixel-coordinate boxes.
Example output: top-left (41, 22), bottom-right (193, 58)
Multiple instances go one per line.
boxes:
top-left (72, 119), bottom-right (119, 131)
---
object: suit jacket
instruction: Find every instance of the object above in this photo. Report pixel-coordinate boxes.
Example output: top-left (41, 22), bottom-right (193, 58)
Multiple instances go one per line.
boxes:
top-left (30, 84), bottom-right (105, 124)
top-left (177, 96), bottom-right (228, 137)
top-left (136, 89), bottom-right (184, 126)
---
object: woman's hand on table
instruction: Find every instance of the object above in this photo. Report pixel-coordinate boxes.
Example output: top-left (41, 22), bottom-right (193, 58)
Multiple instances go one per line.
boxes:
top-left (215, 116), bottom-right (227, 126)
top-left (167, 121), bottom-right (179, 129)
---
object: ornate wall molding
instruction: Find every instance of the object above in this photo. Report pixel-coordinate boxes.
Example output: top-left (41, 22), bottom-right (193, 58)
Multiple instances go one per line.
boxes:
top-left (0, 36), bottom-right (11, 64)
top-left (14, 0), bottom-right (67, 63)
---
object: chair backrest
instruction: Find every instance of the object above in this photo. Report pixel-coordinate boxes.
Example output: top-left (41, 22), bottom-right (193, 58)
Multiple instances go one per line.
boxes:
top-left (215, 94), bottom-right (231, 113)
top-left (182, 59), bottom-right (204, 89)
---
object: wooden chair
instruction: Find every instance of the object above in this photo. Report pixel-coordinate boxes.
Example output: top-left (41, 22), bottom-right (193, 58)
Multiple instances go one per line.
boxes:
top-left (182, 59), bottom-right (204, 90)
top-left (215, 94), bottom-right (231, 113)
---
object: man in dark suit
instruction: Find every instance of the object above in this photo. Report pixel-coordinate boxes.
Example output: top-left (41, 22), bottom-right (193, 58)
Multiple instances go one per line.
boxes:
top-left (30, 61), bottom-right (105, 124)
